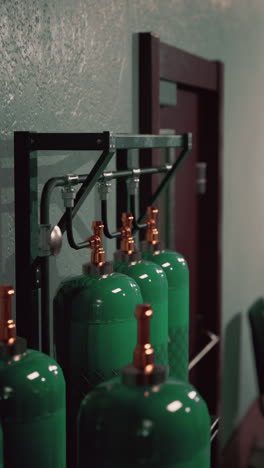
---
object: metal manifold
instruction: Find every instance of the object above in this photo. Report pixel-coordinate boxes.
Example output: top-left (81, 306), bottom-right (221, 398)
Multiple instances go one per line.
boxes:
top-left (14, 131), bottom-right (191, 354)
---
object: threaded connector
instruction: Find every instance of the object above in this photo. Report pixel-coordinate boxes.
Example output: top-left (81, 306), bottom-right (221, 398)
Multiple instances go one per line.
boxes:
top-left (97, 178), bottom-right (112, 200)
top-left (126, 168), bottom-right (140, 196)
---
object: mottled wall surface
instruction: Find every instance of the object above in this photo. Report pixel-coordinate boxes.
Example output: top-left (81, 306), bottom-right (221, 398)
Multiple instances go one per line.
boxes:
top-left (1, 0), bottom-right (264, 446)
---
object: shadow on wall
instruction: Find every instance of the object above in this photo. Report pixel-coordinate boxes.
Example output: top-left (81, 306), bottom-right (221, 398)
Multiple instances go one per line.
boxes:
top-left (222, 312), bottom-right (242, 450)
top-left (221, 301), bottom-right (264, 468)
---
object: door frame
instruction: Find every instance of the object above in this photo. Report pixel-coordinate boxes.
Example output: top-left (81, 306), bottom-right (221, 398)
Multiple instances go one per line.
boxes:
top-left (138, 32), bottom-right (224, 466)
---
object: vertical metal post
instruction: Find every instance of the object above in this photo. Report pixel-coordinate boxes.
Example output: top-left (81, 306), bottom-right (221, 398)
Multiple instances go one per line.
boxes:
top-left (139, 32), bottom-right (160, 238)
top-left (14, 132), bottom-right (40, 349)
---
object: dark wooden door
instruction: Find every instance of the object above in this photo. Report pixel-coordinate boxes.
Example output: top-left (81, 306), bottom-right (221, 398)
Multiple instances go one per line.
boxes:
top-left (138, 32), bottom-right (223, 468)
top-left (160, 90), bottom-right (199, 362)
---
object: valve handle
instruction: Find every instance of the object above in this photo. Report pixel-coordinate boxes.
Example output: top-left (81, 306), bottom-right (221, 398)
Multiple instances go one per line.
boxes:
top-left (119, 212), bottom-right (135, 254)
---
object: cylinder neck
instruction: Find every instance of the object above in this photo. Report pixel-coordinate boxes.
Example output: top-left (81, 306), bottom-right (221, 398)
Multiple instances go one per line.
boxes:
top-left (86, 221), bottom-right (106, 266)
top-left (119, 213), bottom-right (135, 255)
top-left (122, 304), bottom-right (166, 386)
top-left (0, 286), bottom-right (16, 345)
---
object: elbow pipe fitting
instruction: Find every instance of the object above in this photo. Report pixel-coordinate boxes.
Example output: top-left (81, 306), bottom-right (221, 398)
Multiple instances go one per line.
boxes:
top-left (101, 199), bottom-right (121, 239)
top-left (65, 208), bottom-right (92, 250)
top-left (130, 195), bottom-right (147, 232)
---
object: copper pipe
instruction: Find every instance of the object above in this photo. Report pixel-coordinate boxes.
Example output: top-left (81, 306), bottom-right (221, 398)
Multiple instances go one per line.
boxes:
top-left (0, 286), bottom-right (16, 344)
top-left (119, 213), bottom-right (135, 254)
top-left (86, 221), bottom-right (106, 266)
top-left (133, 304), bottom-right (154, 373)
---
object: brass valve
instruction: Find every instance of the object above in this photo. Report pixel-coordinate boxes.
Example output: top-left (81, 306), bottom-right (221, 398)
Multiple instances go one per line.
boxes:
top-left (119, 213), bottom-right (135, 255)
top-left (86, 221), bottom-right (106, 266)
top-left (133, 304), bottom-right (154, 375)
top-left (146, 206), bottom-right (160, 245)
top-left (0, 286), bottom-right (16, 345)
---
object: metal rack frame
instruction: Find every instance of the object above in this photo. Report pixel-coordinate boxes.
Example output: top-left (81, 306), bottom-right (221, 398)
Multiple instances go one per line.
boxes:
top-left (14, 129), bottom-right (219, 443)
top-left (14, 131), bottom-right (191, 355)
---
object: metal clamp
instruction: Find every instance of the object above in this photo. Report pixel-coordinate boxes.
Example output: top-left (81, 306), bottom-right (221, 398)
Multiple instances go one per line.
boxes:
top-left (162, 163), bottom-right (172, 172)
top-left (127, 168), bottom-right (140, 196)
top-left (61, 174), bottom-right (78, 207)
top-left (196, 162), bottom-right (207, 194)
top-left (97, 177), bottom-right (112, 200)
top-left (39, 224), bottom-right (62, 257)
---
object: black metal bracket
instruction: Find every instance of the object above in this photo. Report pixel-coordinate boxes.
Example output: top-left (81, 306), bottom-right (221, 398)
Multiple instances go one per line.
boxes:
top-left (14, 131), bottom-right (192, 356)
top-left (15, 131), bottom-right (115, 354)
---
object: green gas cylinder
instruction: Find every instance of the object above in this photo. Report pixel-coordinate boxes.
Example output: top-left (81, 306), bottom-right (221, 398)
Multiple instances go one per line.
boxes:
top-left (78, 303), bottom-right (211, 468)
top-left (53, 221), bottom-right (143, 467)
top-left (0, 285), bottom-right (66, 468)
top-left (114, 213), bottom-right (168, 367)
top-left (141, 207), bottom-right (189, 381)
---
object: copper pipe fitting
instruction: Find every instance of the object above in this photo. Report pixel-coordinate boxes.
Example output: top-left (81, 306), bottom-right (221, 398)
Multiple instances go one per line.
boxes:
top-left (86, 221), bottom-right (106, 266)
top-left (119, 213), bottom-right (135, 254)
top-left (146, 206), bottom-right (160, 245)
top-left (133, 304), bottom-right (154, 374)
top-left (0, 286), bottom-right (16, 344)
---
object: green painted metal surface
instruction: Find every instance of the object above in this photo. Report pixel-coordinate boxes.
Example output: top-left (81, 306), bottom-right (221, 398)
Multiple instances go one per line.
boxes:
top-left (54, 271), bottom-right (143, 467)
top-left (0, 349), bottom-right (66, 468)
top-left (78, 377), bottom-right (210, 467)
top-left (114, 260), bottom-right (168, 366)
top-left (142, 250), bottom-right (189, 381)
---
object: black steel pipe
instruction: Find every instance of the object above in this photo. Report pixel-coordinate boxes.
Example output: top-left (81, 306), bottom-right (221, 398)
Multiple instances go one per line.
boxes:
top-left (39, 164), bottom-right (172, 224)
top-left (57, 146), bottom-right (115, 234)
top-left (137, 144), bottom-right (191, 225)
top-left (65, 208), bottom-right (92, 250)
top-left (97, 165), bottom-right (171, 182)
top-left (40, 177), bottom-right (66, 225)
top-left (101, 200), bottom-right (121, 239)
top-left (129, 195), bottom-right (147, 231)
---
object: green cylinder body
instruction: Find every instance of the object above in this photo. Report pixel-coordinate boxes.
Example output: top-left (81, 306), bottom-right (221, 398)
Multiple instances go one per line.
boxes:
top-left (54, 271), bottom-right (143, 467)
top-left (0, 349), bottom-right (66, 468)
top-left (114, 259), bottom-right (168, 366)
top-left (78, 377), bottom-right (210, 467)
top-left (142, 249), bottom-right (189, 381)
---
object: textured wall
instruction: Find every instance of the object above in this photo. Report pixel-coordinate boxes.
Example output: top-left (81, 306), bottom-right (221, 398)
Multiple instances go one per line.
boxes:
top-left (1, 0), bottom-right (264, 447)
